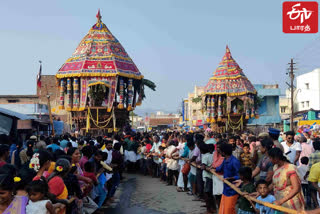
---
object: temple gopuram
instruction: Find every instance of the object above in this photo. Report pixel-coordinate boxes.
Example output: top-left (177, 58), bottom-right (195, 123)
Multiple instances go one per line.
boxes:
top-left (204, 46), bottom-right (257, 132)
top-left (55, 10), bottom-right (148, 134)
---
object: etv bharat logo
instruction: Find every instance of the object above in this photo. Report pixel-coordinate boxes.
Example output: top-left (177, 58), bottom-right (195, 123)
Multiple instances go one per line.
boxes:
top-left (283, 1), bottom-right (318, 33)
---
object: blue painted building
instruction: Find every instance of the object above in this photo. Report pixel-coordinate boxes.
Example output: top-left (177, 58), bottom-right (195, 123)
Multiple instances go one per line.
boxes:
top-left (248, 84), bottom-right (281, 126)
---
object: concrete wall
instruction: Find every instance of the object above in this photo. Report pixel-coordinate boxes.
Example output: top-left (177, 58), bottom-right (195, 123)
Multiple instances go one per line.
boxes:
top-left (248, 84), bottom-right (281, 125)
top-left (37, 75), bottom-right (60, 109)
top-left (296, 69), bottom-right (320, 111)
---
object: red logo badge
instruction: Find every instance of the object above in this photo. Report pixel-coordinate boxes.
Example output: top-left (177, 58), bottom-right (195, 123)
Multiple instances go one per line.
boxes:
top-left (283, 1), bottom-right (318, 33)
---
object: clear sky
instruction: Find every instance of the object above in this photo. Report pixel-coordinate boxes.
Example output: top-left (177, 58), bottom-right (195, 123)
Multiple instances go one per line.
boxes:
top-left (0, 0), bottom-right (319, 114)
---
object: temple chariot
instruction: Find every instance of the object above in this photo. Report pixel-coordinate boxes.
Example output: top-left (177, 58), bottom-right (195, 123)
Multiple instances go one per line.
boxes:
top-left (204, 46), bottom-right (258, 133)
top-left (55, 10), bottom-right (150, 135)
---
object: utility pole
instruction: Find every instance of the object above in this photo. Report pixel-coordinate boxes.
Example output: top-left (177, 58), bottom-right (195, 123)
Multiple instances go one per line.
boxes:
top-left (46, 85), bottom-right (55, 136)
top-left (287, 59), bottom-right (296, 131)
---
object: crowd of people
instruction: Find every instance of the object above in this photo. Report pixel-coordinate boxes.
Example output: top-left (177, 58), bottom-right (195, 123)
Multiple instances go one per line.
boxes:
top-left (120, 129), bottom-right (320, 214)
top-left (1, 127), bottom-right (320, 213)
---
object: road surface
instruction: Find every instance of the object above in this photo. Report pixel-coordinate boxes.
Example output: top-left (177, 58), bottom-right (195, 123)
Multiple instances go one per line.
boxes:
top-left (102, 173), bottom-right (206, 214)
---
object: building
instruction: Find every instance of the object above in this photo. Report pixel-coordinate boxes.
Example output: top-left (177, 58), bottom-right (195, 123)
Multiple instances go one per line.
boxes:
top-left (279, 89), bottom-right (292, 120)
top-left (248, 84), bottom-right (281, 127)
top-left (0, 95), bottom-right (49, 120)
top-left (146, 111), bottom-right (180, 130)
top-left (296, 68), bottom-right (320, 112)
top-left (182, 86), bottom-right (205, 127)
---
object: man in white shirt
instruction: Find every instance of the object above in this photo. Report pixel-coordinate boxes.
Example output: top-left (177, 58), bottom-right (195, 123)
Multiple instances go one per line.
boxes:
top-left (150, 135), bottom-right (161, 177)
top-left (70, 137), bottom-right (78, 148)
top-left (281, 131), bottom-right (301, 165)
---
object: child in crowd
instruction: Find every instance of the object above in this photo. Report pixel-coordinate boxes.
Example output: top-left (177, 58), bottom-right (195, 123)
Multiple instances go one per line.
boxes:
top-left (298, 156), bottom-right (310, 208)
top-left (254, 179), bottom-right (276, 214)
top-left (237, 167), bottom-right (256, 214)
top-left (26, 178), bottom-right (55, 214)
top-left (240, 144), bottom-right (254, 169)
top-left (84, 161), bottom-right (98, 186)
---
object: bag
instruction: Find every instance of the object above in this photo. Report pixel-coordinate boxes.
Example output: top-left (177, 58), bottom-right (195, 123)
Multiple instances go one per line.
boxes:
top-left (181, 163), bottom-right (191, 175)
top-left (82, 196), bottom-right (98, 214)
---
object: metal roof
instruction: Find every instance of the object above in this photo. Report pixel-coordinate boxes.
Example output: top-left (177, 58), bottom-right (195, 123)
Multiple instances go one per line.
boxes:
top-left (0, 107), bottom-right (36, 120)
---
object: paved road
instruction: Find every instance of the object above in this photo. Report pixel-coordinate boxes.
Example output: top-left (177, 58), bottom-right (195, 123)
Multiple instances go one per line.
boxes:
top-left (103, 173), bottom-right (206, 214)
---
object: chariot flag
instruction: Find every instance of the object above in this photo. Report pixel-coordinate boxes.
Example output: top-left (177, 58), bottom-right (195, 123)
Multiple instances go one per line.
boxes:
top-left (37, 62), bottom-right (42, 88)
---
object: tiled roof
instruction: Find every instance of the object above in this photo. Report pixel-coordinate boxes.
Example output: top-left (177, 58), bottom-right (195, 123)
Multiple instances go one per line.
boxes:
top-left (149, 118), bottom-right (179, 126)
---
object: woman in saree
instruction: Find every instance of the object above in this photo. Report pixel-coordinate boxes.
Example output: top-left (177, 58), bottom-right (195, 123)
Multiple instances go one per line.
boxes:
top-left (67, 147), bottom-right (93, 195)
top-left (47, 158), bottom-right (70, 200)
top-left (268, 147), bottom-right (305, 210)
top-left (0, 173), bottom-right (27, 214)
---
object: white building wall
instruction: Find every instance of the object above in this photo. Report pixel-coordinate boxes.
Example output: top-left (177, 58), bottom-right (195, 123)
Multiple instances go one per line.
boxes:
top-left (296, 68), bottom-right (320, 111)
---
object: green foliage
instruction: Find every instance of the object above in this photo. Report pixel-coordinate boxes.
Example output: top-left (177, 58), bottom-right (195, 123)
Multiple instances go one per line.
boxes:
top-left (142, 79), bottom-right (156, 91)
top-left (141, 78), bottom-right (156, 100)
top-left (192, 96), bottom-right (202, 103)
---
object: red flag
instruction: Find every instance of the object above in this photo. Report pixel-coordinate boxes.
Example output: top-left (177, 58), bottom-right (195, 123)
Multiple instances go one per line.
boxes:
top-left (37, 63), bottom-right (42, 88)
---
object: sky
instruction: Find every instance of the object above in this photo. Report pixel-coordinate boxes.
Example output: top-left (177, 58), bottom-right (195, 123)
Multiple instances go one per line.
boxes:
top-left (1, 0), bottom-right (320, 115)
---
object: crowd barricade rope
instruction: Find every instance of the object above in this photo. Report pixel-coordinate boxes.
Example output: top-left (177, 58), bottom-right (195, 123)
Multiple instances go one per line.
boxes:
top-left (179, 158), bottom-right (298, 214)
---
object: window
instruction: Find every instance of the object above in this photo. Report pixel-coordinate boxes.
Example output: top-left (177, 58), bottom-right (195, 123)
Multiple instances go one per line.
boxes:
top-left (301, 102), bottom-right (305, 108)
top-left (306, 101), bottom-right (310, 108)
top-left (7, 99), bottom-right (19, 103)
top-left (280, 106), bottom-right (286, 113)
top-left (305, 83), bottom-right (310, 89)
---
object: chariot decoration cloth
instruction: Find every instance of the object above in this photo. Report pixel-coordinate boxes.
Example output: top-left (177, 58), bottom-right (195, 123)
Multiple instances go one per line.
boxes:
top-left (204, 46), bottom-right (256, 96)
top-left (55, 10), bottom-right (144, 112)
top-left (203, 46), bottom-right (257, 125)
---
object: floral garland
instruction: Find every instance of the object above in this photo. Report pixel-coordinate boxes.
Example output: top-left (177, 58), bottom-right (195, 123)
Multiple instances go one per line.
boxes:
top-left (29, 153), bottom-right (40, 172)
top-left (118, 78), bottom-right (124, 109)
top-left (211, 96), bottom-right (216, 123)
top-left (127, 78), bottom-right (133, 111)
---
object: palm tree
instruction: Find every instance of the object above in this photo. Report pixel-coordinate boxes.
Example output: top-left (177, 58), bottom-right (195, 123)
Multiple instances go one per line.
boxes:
top-left (141, 79), bottom-right (156, 99)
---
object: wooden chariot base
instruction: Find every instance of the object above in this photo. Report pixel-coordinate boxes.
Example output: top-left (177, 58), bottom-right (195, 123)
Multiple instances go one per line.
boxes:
top-left (71, 107), bottom-right (129, 136)
top-left (211, 113), bottom-right (247, 134)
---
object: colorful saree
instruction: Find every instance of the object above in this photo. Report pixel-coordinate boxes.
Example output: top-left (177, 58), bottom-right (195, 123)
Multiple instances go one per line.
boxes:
top-left (273, 163), bottom-right (305, 210)
top-left (3, 196), bottom-right (28, 214)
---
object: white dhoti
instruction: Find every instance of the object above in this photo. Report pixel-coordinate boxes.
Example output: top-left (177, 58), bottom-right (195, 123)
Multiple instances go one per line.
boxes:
top-left (177, 164), bottom-right (191, 188)
top-left (212, 174), bottom-right (223, 195)
top-left (124, 150), bottom-right (129, 162)
top-left (127, 151), bottom-right (137, 162)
